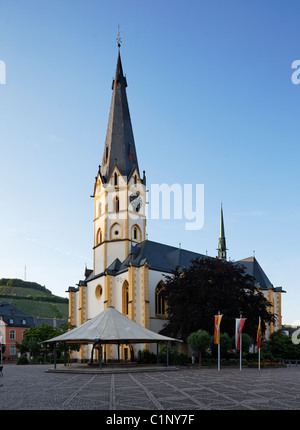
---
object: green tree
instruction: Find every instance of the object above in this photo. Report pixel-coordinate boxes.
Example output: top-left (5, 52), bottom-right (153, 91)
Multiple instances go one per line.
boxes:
top-left (263, 330), bottom-right (300, 360)
top-left (158, 257), bottom-right (275, 341)
top-left (220, 333), bottom-right (232, 357)
top-left (187, 330), bottom-right (212, 367)
top-left (16, 323), bottom-right (60, 360)
top-left (240, 333), bottom-right (252, 354)
top-left (16, 322), bottom-right (80, 362)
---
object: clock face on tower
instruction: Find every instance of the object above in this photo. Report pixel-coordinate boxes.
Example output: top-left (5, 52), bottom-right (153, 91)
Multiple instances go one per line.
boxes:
top-left (129, 192), bottom-right (142, 212)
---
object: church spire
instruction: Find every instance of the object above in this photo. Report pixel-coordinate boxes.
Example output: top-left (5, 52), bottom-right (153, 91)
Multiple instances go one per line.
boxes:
top-left (100, 45), bottom-right (139, 183)
top-left (218, 204), bottom-right (227, 261)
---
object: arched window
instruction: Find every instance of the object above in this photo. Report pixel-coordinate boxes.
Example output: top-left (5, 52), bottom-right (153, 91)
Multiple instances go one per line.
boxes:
top-left (155, 281), bottom-right (166, 316)
top-left (114, 172), bottom-right (118, 186)
top-left (114, 196), bottom-right (120, 213)
top-left (134, 174), bottom-right (137, 185)
top-left (122, 280), bottom-right (129, 316)
top-left (96, 228), bottom-right (102, 245)
top-left (131, 224), bottom-right (141, 241)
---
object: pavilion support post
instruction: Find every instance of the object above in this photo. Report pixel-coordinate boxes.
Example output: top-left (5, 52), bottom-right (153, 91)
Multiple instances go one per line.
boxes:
top-left (53, 342), bottom-right (57, 369)
top-left (91, 344), bottom-right (95, 363)
top-left (118, 343), bottom-right (120, 362)
top-left (98, 343), bottom-right (102, 370)
top-left (166, 341), bottom-right (169, 367)
top-left (129, 344), bottom-right (134, 362)
top-left (157, 343), bottom-right (159, 364)
top-left (63, 343), bottom-right (66, 366)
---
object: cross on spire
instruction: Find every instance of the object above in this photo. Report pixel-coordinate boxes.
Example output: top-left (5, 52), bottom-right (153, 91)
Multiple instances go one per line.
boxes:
top-left (116, 24), bottom-right (122, 48)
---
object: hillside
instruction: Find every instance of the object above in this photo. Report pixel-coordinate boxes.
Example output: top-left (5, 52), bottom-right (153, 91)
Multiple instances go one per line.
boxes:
top-left (0, 278), bottom-right (68, 319)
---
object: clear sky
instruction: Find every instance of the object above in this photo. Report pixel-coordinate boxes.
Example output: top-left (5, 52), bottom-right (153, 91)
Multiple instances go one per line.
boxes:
top-left (0, 0), bottom-right (299, 325)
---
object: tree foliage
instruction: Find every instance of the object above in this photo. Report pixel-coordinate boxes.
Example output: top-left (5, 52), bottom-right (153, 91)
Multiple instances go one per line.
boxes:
top-left (16, 322), bottom-right (80, 360)
top-left (187, 330), bottom-right (212, 366)
top-left (263, 330), bottom-right (300, 360)
top-left (0, 278), bottom-right (52, 294)
top-left (158, 257), bottom-right (276, 341)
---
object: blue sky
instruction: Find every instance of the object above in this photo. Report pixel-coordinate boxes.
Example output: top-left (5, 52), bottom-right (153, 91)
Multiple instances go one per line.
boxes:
top-left (0, 0), bottom-right (299, 325)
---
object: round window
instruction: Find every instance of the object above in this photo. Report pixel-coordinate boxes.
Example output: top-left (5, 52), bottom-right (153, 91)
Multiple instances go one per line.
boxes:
top-left (95, 284), bottom-right (103, 300)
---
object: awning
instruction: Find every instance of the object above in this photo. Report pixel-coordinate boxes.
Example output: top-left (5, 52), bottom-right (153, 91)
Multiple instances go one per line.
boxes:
top-left (43, 306), bottom-right (176, 345)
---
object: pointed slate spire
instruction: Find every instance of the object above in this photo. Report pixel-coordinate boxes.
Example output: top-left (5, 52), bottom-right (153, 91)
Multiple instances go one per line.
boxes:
top-left (218, 204), bottom-right (227, 261)
top-left (100, 47), bottom-right (139, 183)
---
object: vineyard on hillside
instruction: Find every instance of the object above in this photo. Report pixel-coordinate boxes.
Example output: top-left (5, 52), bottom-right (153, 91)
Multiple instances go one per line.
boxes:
top-left (0, 278), bottom-right (68, 319)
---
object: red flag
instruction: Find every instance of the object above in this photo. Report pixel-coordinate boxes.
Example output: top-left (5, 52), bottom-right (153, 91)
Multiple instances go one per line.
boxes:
top-left (257, 318), bottom-right (261, 349)
top-left (214, 315), bottom-right (223, 344)
top-left (235, 318), bottom-right (246, 350)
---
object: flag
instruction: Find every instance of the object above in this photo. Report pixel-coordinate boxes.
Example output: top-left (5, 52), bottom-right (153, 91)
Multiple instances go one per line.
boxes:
top-left (257, 318), bottom-right (261, 349)
top-left (214, 314), bottom-right (223, 344)
top-left (235, 318), bottom-right (246, 350)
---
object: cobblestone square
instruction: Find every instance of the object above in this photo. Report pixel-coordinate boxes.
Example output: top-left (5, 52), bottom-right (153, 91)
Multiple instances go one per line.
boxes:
top-left (0, 364), bottom-right (300, 411)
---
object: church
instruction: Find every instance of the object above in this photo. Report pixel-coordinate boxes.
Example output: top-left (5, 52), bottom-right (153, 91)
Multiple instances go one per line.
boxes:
top-left (67, 45), bottom-right (284, 362)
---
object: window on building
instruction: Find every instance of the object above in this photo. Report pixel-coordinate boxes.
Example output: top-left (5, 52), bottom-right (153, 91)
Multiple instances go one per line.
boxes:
top-left (131, 224), bottom-right (141, 241)
top-left (9, 345), bottom-right (16, 356)
top-left (155, 281), bottom-right (166, 316)
top-left (122, 280), bottom-right (129, 316)
top-left (114, 196), bottom-right (120, 213)
top-left (95, 284), bottom-right (103, 300)
top-left (96, 228), bottom-right (102, 245)
top-left (114, 172), bottom-right (118, 186)
top-left (9, 330), bottom-right (16, 340)
top-left (9, 318), bottom-right (13, 324)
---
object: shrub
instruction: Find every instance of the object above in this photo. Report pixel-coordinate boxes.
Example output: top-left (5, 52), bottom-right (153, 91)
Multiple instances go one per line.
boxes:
top-left (16, 356), bottom-right (29, 365)
top-left (137, 349), bottom-right (157, 364)
top-left (158, 345), bottom-right (188, 365)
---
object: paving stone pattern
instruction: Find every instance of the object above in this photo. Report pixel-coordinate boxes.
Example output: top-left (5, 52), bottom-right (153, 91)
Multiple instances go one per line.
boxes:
top-left (1, 364), bottom-right (300, 410)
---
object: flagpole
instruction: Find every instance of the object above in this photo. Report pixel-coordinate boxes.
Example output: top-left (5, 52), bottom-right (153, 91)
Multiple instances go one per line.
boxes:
top-left (258, 316), bottom-right (261, 371)
top-left (240, 313), bottom-right (242, 371)
top-left (218, 311), bottom-right (220, 372)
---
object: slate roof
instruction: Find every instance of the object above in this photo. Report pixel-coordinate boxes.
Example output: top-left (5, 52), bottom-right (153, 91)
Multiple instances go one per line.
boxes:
top-left (33, 317), bottom-right (66, 328)
top-left (0, 301), bottom-right (35, 328)
top-left (237, 256), bottom-right (279, 291)
top-left (106, 240), bottom-right (206, 275)
top-left (0, 301), bottom-right (67, 328)
top-left (81, 241), bottom-right (283, 294)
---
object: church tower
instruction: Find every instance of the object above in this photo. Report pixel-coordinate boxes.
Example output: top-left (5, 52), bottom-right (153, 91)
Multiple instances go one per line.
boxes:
top-left (92, 45), bottom-right (146, 276)
top-left (217, 204), bottom-right (227, 261)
